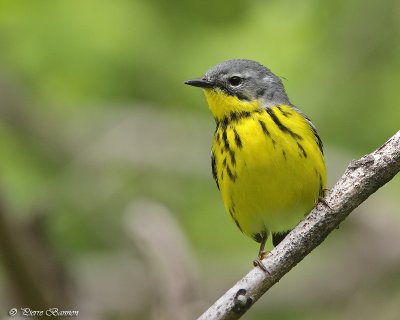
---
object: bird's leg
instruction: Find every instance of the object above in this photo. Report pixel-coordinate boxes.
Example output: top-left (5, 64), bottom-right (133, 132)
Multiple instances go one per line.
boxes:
top-left (258, 237), bottom-right (267, 260)
top-left (253, 236), bottom-right (268, 272)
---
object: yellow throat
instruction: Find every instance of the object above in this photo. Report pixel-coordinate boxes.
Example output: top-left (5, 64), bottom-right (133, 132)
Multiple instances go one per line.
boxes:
top-left (204, 88), bottom-right (260, 121)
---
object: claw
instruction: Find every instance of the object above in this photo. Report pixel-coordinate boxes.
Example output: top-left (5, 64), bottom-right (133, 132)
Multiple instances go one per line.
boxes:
top-left (253, 259), bottom-right (268, 272)
top-left (318, 196), bottom-right (331, 209)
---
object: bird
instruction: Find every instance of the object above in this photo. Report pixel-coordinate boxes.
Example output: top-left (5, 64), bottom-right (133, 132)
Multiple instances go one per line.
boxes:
top-left (184, 59), bottom-right (326, 271)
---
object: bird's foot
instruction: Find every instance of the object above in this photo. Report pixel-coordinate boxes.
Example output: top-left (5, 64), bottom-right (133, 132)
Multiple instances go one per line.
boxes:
top-left (315, 188), bottom-right (331, 209)
top-left (317, 196), bottom-right (331, 209)
top-left (252, 251), bottom-right (269, 272)
top-left (258, 250), bottom-right (268, 260)
top-left (253, 259), bottom-right (268, 272)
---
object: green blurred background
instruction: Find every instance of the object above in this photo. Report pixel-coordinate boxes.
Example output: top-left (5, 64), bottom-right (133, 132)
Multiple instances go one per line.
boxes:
top-left (0, 0), bottom-right (399, 319)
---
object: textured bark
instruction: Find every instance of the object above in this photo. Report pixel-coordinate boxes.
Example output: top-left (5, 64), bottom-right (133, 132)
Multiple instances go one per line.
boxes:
top-left (198, 131), bottom-right (400, 320)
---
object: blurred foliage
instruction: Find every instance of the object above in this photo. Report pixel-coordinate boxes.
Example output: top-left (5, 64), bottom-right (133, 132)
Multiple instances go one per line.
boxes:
top-left (0, 0), bottom-right (399, 319)
top-left (0, 0), bottom-right (398, 146)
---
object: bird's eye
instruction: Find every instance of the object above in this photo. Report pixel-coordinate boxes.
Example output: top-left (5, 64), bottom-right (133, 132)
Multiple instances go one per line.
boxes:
top-left (228, 76), bottom-right (242, 86)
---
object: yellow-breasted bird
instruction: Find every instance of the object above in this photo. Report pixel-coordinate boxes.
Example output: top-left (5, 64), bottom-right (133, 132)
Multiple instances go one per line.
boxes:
top-left (185, 59), bottom-right (326, 270)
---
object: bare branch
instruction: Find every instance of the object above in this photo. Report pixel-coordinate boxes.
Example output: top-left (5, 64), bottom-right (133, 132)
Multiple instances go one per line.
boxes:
top-left (198, 131), bottom-right (400, 320)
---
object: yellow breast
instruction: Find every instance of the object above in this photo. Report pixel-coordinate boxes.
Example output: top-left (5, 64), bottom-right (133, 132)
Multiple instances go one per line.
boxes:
top-left (210, 103), bottom-right (326, 241)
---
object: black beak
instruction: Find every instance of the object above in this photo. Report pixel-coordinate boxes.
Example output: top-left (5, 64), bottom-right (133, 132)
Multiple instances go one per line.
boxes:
top-left (184, 77), bottom-right (214, 88)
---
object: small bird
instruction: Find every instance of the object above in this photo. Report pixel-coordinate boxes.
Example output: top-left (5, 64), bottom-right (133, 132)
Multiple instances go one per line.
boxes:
top-left (185, 59), bottom-right (326, 270)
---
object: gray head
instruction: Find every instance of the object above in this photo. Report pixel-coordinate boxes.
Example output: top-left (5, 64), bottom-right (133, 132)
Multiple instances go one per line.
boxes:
top-left (185, 59), bottom-right (290, 107)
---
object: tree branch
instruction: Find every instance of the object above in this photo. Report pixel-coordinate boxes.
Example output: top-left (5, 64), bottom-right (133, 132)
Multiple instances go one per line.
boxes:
top-left (198, 131), bottom-right (400, 320)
